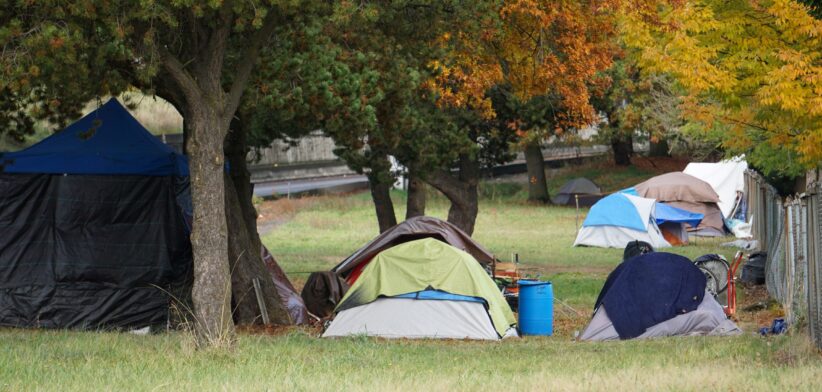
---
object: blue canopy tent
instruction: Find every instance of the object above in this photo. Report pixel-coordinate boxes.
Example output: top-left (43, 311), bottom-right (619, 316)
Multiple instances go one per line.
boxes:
top-left (1, 99), bottom-right (188, 176)
top-left (0, 99), bottom-right (192, 330)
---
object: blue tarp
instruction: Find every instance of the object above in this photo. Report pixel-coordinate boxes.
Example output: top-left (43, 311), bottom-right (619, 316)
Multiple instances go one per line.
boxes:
top-left (0, 99), bottom-right (188, 176)
top-left (594, 252), bottom-right (707, 339)
top-left (582, 193), bottom-right (646, 231)
top-left (394, 289), bottom-right (485, 304)
top-left (655, 202), bottom-right (704, 227)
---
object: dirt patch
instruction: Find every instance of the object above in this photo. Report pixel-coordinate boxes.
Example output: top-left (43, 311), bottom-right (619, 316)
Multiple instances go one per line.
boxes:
top-left (237, 323), bottom-right (323, 336)
top-left (255, 197), bottom-right (319, 236)
top-left (631, 156), bottom-right (690, 172)
top-left (735, 284), bottom-right (784, 330)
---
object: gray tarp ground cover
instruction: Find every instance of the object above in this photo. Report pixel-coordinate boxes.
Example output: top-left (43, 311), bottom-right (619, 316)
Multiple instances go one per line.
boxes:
top-left (580, 290), bottom-right (741, 340)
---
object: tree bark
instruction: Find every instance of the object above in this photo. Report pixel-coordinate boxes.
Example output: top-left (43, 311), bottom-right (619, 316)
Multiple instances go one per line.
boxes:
top-left (612, 132), bottom-right (634, 166)
top-left (649, 139), bottom-right (670, 157)
top-left (425, 154), bottom-right (480, 235)
top-left (224, 175), bottom-right (292, 325)
top-left (224, 122), bottom-right (291, 325)
top-left (524, 141), bottom-right (550, 203)
top-left (406, 167), bottom-right (426, 219)
top-left (187, 107), bottom-right (235, 347)
top-left (368, 158), bottom-right (398, 233)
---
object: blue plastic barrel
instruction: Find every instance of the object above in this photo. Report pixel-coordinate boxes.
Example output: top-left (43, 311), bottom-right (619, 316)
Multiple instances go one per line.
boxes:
top-left (518, 280), bottom-right (553, 336)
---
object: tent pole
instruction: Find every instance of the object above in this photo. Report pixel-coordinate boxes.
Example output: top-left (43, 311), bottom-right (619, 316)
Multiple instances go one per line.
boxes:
top-left (575, 194), bottom-right (580, 231)
top-left (252, 278), bottom-right (271, 324)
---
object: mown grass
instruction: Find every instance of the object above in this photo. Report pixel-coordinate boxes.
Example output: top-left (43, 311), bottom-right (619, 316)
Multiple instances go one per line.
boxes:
top-left (1, 328), bottom-right (819, 391)
top-left (2, 163), bottom-right (819, 391)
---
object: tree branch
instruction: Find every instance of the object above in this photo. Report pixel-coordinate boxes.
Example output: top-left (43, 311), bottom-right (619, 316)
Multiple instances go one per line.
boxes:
top-left (222, 10), bottom-right (279, 126)
top-left (424, 169), bottom-right (466, 199)
top-left (158, 45), bottom-right (202, 102)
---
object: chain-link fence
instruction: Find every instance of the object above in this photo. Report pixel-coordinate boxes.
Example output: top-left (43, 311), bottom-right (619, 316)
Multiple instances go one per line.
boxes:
top-left (806, 183), bottom-right (822, 349)
top-left (744, 170), bottom-right (786, 301)
top-left (745, 170), bottom-right (821, 348)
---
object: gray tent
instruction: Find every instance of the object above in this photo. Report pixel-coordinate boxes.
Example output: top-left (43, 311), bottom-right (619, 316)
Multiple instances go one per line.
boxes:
top-left (579, 290), bottom-right (741, 341)
top-left (552, 177), bottom-right (602, 206)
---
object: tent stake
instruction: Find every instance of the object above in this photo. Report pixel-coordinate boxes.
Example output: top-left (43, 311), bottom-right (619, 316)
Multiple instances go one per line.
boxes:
top-left (252, 277), bottom-right (271, 324)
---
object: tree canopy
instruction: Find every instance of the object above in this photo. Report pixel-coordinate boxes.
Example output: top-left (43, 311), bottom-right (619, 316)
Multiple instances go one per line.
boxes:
top-left (623, 0), bottom-right (822, 175)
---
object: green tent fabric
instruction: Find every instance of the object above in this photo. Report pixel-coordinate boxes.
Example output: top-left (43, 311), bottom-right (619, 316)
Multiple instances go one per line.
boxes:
top-left (336, 238), bottom-right (516, 336)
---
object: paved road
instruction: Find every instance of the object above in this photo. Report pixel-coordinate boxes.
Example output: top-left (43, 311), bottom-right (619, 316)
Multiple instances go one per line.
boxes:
top-left (251, 145), bottom-right (624, 198)
top-left (253, 175), bottom-right (368, 198)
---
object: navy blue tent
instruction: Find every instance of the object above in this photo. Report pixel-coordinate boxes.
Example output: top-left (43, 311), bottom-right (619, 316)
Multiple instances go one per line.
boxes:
top-left (0, 99), bottom-right (192, 330)
top-left (0, 99), bottom-right (188, 176)
top-left (592, 252), bottom-right (707, 339)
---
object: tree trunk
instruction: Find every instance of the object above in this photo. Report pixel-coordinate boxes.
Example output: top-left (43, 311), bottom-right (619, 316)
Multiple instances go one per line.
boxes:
top-left (524, 141), bottom-right (550, 203)
top-left (649, 139), bottom-right (670, 157)
top-left (612, 132), bottom-right (634, 166)
top-left (368, 160), bottom-right (398, 233)
top-left (187, 108), bottom-right (235, 348)
top-left (224, 175), bottom-right (292, 325)
top-left (406, 167), bottom-right (426, 219)
top-left (425, 154), bottom-right (480, 235)
top-left (224, 122), bottom-right (291, 325)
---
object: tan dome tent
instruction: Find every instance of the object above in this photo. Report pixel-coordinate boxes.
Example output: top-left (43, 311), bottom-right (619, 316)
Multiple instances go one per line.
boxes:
top-left (552, 177), bottom-right (602, 206)
top-left (332, 216), bottom-right (495, 284)
top-left (634, 172), bottom-right (726, 236)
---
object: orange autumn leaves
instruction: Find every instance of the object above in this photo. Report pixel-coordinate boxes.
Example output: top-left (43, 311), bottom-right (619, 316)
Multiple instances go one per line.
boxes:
top-left (429, 0), bottom-right (619, 131)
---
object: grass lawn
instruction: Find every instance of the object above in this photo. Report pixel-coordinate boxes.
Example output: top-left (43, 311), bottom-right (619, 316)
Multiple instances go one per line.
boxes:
top-left (2, 161), bottom-right (820, 390)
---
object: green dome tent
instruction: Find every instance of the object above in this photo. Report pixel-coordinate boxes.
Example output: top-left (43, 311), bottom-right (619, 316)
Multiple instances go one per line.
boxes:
top-left (323, 238), bottom-right (517, 339)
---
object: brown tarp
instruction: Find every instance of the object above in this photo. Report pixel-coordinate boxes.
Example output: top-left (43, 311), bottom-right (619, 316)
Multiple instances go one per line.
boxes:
top-left (300, 271), bottom-right (350, 318)
top-left (635, 172), bottom-right (726, 235)
top-left (332, 216), bottom-right (495, 278)
top-left (261, 245), bottom-right (309, 324)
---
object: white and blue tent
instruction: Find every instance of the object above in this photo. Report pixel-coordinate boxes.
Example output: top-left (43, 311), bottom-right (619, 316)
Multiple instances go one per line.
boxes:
top-left (573, 193), bottom-right (671, 249)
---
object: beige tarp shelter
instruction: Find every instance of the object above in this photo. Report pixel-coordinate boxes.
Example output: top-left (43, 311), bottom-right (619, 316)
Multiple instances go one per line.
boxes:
top-left (635, 172), bottom-right (726, 236)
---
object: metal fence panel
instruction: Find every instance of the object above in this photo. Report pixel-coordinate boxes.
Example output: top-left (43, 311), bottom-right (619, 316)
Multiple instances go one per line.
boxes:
top-left (807, 184), bottom-right (822, 348)
top-left (744, 171), bottom-right (821, 349)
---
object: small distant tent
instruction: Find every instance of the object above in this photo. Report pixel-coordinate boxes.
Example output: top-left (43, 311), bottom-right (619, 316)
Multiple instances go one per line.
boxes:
top-left (323, 238), bottom-right (517, 340)
top-left (573, 193), bottom-right (671, 249)
top-left (634, 172), bottom-right (726, 236)
top-left (580, 252), bottom-right (741, 340)
top-left (332, 216), bottom-right (495, 284)
top-left (683, 157), bottom-right (748, 219)
top-left (552, 177), bottom-right (602, 206)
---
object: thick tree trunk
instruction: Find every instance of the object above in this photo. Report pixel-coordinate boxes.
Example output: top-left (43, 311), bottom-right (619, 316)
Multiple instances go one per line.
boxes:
top-left (368, 160), bottom-right (398, 233)
top-left (649, 139), bottom-right (670, 157)
top-left (406, 167), bottom-right (426, 219)
top-left (612, 132), bottom-right (634, 166)
top-left (187, 108), bottom-right (235, 347)
top-left (224, 175), bottom-right (292, 325)
top-left (524, 141), bottom-right (550, 203)
top-left (224, 122), bottom-right (291, 325)
top-left (425, 154), bottom-right (480, 235)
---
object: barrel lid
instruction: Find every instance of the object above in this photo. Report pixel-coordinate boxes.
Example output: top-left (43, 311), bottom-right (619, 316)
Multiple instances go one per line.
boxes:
top-left (518, 279), bottom-right (551, 286)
